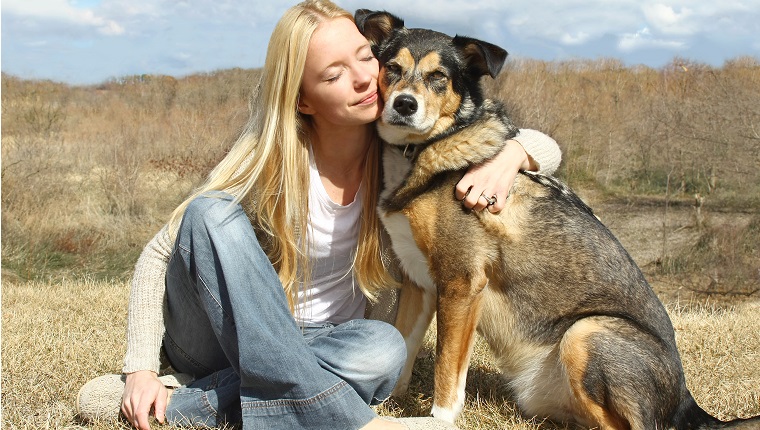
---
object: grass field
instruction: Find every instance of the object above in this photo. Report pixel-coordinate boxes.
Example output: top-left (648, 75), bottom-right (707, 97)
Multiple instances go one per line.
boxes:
top-left (2, 278), bottom-right (758, 429)
top-left (2, 59), bottom-right (759, 428)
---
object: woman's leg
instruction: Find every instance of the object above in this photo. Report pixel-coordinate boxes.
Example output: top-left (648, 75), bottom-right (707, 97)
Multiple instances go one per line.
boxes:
top-left (161, 192), bottom-right (377, 430)
top-left (164, 367), bottom-right (242, 427)
top-left (165, 320), bottom-right (407, 427)
top-left (304, 320), bottom-right (406, 406)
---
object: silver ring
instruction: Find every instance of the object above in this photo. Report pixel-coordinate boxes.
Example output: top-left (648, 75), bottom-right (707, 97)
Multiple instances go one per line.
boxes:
top-left (461, 187), bottom-right (472, 201)
top-left (481, 193), bottom-right (497, 206)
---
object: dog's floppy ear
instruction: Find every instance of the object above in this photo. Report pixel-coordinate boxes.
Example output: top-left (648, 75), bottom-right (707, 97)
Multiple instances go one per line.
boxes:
top-left (355, 9), bottom-right (404, 48)
top-left (452, 36), bottom-right (508, 78)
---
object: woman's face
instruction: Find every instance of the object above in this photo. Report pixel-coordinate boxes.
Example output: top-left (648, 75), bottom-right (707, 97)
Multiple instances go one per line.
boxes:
top-left (298, 17), bottom-right (381, 128)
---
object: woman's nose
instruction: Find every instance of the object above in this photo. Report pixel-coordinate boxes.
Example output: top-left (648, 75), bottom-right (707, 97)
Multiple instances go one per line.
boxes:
top-left (353, 64), bottom-right (374, 87)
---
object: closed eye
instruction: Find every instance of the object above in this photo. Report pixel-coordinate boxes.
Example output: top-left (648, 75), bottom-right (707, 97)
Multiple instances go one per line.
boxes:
top-left (326, 73), bottom-right (342, 83)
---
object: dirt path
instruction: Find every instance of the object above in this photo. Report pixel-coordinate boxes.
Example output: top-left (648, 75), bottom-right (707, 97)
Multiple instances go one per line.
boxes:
top-left (594, 202), bottom-right (699, 267)
top-left (580, 193), bottom-right (757, 306)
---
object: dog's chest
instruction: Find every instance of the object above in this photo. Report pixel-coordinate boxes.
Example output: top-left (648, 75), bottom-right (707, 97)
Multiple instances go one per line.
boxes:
top-left (379, 147), bottom-right (436, 292)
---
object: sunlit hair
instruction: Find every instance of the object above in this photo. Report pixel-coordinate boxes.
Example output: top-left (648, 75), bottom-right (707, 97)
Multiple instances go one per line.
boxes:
top-left (167, 0), bottom-right (394, 311)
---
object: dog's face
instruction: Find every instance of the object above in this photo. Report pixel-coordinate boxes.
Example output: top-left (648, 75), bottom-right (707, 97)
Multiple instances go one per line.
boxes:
top-left (355, 10), bottom-right (508, 145)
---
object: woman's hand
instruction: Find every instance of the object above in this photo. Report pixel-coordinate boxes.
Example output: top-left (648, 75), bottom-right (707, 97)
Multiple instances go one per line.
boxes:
top-left (455, 139), bottom-right (537, 213)
top-left (122, 370), bottom-right (169, 430)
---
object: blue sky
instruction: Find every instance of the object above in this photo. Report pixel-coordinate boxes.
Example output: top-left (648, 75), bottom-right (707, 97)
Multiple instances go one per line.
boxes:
top-left (3, 0), bottom-right (760, 85)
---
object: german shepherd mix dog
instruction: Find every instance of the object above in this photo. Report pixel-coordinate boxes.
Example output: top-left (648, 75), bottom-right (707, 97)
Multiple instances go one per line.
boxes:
top-left (355, 9), bottom-right (760, 430)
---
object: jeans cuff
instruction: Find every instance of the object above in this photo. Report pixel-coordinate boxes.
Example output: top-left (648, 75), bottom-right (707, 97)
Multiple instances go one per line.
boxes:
top-left (241, 380), bottom-right (376, 430)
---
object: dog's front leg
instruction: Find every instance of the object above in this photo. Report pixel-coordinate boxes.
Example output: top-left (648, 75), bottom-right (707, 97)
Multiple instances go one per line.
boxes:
top-left (431, 277), bottom-right (486, 423)
top-left (393, 275), bottom-right (437, 395)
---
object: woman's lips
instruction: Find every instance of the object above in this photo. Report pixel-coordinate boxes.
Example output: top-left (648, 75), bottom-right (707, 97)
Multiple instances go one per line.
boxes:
top-left (356, 91), bottom-right (378, 105)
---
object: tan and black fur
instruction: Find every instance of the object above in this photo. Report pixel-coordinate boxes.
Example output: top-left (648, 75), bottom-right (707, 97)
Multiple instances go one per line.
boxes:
top-left (355, 9), bottom-right (760, 429)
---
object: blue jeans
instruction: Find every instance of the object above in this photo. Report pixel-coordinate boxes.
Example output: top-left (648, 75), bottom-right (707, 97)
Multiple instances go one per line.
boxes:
top-left (161, 192), bottom-right (406, 429)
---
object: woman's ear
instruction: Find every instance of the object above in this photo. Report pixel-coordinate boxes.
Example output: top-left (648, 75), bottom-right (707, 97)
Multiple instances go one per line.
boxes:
top-left (297, 95), bottom-right (316, 115)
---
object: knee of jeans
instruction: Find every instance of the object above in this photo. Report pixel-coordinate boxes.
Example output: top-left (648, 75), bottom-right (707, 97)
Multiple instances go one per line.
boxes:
top-left (363, 320), bottom-right (407, 376)
top-left (182, 192), bottom-right (239, 232)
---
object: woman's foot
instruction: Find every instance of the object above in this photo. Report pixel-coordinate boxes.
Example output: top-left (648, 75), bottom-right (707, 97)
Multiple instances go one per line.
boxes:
top-left (362, 416), bottom-right (460, 429)
top-left (76, 373), bottom-right (192, 423)
top-left (360, 418), bottom-right (406, 430)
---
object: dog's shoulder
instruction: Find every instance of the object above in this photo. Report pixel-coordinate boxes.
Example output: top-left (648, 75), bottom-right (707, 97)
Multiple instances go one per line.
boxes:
top-left (479, 99), bottom-right (514, 127)
top-left (382, 98), bottom-right (523, 212)
top-left (416, 98), bottom-right (518, 171)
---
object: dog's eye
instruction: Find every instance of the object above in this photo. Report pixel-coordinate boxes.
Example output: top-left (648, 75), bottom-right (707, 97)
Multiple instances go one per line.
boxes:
top-left (385, 64), bottom-right (402, 76)
top-left (428, 71), bottom-right (448, 83)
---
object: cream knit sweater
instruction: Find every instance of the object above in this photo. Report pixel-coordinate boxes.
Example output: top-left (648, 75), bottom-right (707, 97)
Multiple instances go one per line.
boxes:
top-left (122, 129), bottom-right (562, 374)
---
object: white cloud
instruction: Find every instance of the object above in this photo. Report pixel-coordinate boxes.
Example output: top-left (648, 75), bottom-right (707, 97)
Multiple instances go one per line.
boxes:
top-left (618, 27), bottom-right (685, 52)
top-left (3, 0), bottom-right (74, 18)
top-left (344, 0), bottom-right (759, 51)
top-left (561, 31), bottom-right (591, 45)
top-left (501, 1), bottom-right (641, 47)
top-left (642, 4), bottom-right (695, 36)
top-left (3, 0), bottom-right (125, 35)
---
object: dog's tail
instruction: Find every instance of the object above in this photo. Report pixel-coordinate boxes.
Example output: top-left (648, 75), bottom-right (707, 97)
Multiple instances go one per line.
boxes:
top-left (696, 416), bottom-right (760, 429)
top-left (672, 395), bottom-right (760, 429)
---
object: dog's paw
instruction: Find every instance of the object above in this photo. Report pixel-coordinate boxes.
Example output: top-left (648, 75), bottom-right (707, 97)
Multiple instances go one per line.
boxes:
top-left (430, 405), bottom-right (459, 424)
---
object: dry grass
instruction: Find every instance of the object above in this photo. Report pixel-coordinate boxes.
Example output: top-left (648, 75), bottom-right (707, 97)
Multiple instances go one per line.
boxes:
top-left (653, 215), bottom-right (760, 297)
top-left (1, 70), bottom-right (257, 283)
top-left (488, 57), bottom-right (760, 202)
top-left (1, 278), bottom-right (129, 429)
top-left (2, 280), bottom-right (759, 429)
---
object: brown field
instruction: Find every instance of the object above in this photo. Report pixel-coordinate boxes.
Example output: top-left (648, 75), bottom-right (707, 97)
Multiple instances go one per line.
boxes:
top-left (2, 279), bottom-right (759, 429)
top-left (2, 56), bottom-right (759, 429)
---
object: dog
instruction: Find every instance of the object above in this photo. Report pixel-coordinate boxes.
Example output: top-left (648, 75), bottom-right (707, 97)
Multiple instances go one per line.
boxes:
top-left (355, 9), bottom-right (760, 430)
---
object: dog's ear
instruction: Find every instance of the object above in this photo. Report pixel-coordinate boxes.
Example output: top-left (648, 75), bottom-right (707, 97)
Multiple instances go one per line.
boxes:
top-left (354, 9), bottom-right (404, 48)
top-left (452, 36), bottom-right (508, 78)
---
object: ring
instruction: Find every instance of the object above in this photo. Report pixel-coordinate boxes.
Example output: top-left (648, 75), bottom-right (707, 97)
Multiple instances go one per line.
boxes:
top-left (481, 193), bottom-right (497, 206)
top-left (461, 187), bottom-right (471, 201)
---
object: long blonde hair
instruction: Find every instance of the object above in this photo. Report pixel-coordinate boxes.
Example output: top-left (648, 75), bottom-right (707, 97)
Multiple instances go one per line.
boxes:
top-left (167, 0), bottom-right (393, 310)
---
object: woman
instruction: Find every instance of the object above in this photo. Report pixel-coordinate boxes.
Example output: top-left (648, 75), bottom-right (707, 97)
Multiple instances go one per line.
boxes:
top-left (76, 1), bottom-right (562, 429)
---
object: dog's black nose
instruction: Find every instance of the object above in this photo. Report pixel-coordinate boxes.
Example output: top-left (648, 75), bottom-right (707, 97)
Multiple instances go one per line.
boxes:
top-left (393, 95), bottom-right (418, 116)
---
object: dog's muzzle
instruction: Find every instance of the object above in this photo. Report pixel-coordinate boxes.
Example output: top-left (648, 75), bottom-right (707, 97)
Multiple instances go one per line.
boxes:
top-left (379, 92), bottom-right (434, 142)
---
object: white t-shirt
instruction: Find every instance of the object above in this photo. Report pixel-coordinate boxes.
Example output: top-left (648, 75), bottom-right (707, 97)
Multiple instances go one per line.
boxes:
top-left (293, 150), bottom-right (367, 325)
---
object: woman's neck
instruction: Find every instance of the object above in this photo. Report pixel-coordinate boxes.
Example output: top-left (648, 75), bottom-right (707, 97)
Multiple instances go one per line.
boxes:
top-left (310, 124), bottom-right (372, 205)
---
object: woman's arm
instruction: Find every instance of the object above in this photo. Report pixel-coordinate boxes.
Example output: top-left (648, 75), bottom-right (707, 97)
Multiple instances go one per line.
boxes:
top-left (121, 225), bottom-right (174, 429)
top-left (455, 129), bottom-right (562, 212)
top-left (511, 129), bottom-right (562, 175)
top-left (123, 224), bottom-right (173, 374)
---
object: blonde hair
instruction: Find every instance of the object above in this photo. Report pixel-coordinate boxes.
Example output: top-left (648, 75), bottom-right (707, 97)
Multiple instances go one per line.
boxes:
top-left (167, 0), bottom-right (393, 310)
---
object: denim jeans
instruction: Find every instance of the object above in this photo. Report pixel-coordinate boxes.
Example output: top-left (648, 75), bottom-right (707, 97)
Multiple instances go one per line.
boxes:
top-left (161, 192), bottom-right (406, 430)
